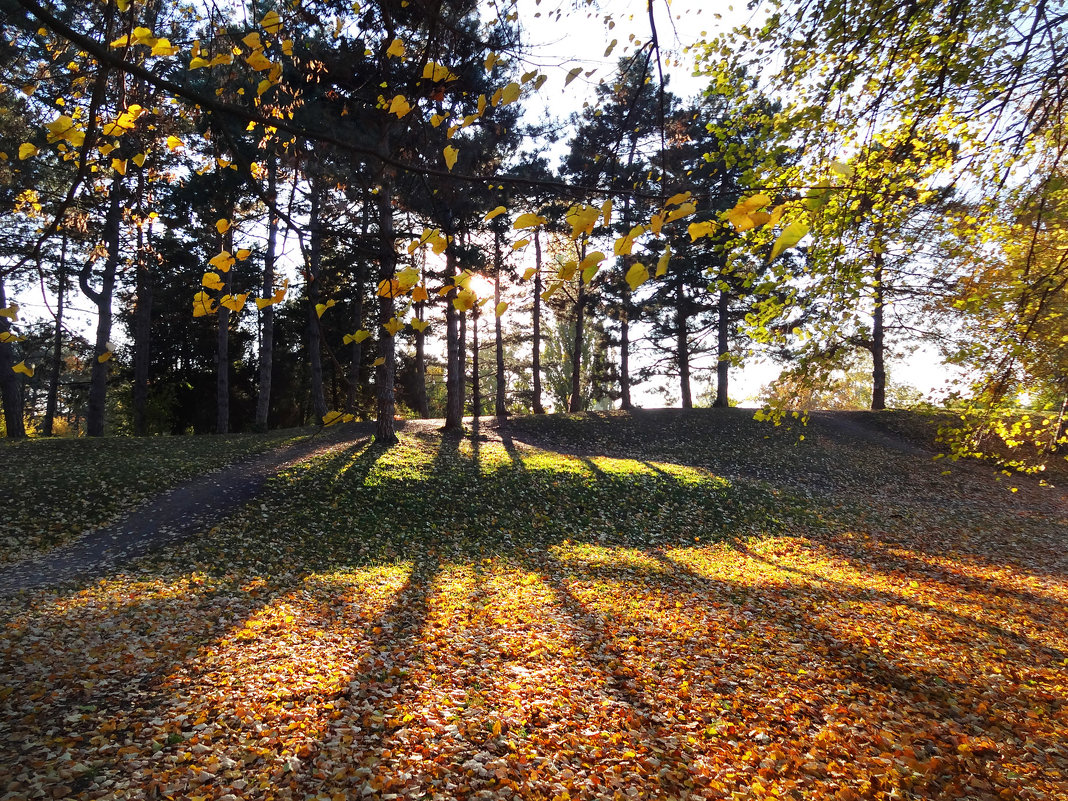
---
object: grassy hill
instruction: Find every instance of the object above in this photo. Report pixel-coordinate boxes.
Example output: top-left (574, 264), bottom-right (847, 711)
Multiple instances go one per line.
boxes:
top-left (1, 410), bottom-right (1065, 800)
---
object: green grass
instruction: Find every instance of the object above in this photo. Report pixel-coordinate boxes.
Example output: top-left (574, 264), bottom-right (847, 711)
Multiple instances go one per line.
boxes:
top-left (0, 429), bottom-right (308, 563)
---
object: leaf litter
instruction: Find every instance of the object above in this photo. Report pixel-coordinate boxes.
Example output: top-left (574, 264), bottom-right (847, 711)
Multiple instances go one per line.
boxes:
top-left (1, 411), bottom-right (1066, 800)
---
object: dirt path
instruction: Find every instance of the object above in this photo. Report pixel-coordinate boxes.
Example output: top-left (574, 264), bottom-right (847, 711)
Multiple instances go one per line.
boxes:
top-left (0, 426), bottom-right (374, 596)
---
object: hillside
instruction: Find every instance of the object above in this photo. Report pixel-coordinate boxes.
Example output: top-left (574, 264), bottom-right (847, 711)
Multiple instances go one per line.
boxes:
top-left (1, 410), bottom-right (1065, 800)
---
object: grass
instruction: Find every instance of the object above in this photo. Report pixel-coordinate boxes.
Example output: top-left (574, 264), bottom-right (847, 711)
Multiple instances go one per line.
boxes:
top-left (0, 428), bottom-right (308, 563)
top-left (0, 410), bottom-right (1065, 800)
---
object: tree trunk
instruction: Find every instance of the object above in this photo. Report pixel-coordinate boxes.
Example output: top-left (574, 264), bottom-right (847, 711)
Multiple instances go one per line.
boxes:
top-left (216, 224), bottom-right (233, 434)
top-left (493, 228), bottom-right (507, 417)
top-left (459, 301), bottom-right (467, 418)
top-left (444, 231), bottom-right (463, 429)
top-left (83, 178), bottom-right (124, 437)
top-left (620, 297), bottom-right (632, 410)
top-left (871, 249), bottom-right (886, 410)
top-left (568, 271), bottom-right (585, 413)
top-left (714, 289), bottom-right (730, 408)
top-left (306, 172), bottom-right (328, 423)
top-left (132, 180), bottom-right (153, 436)
top-left (255, 156), bottom-right (279, 430)
top-left (414, 250), bottom-right (428, 418)
top-left (676, 276), bottom-right (692, 409)
top-left (43, 234), bottom-right (68, 436)
top-left (471, 306), bottom-right (481, 420)
top-left (532, 230), bottom-right (545, 415)
top-left (374, 171), bottom-right (398, 443)
top-left (0, 278), bottom-right (26, 438)
top-left (347, 190), bottom-right (370, 414)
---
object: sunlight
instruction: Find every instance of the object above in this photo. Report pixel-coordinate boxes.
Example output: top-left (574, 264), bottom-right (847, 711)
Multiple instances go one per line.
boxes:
top-left (466, 272), bottom-right (494, 299)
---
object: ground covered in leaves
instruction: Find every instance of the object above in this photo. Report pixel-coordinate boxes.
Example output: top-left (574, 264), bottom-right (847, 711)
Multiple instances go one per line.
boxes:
top-left (1, 410), bottom-right (1066, 800)
top-left (0, 429), bottom-right (307, 563)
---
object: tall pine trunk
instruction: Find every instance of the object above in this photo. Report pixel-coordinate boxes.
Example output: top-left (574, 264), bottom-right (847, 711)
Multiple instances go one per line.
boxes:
top-left (255, 156), bottom-right (279, 430)
top-left (619, 295), bottom-right (632, 410)
top-left (215, 223), bottom-right (233, 434)
top-left (444, 230), bottom-right (463, 430)
top-left (568, 269), bottom-right (585, 413)
top-left (82, 178), bottom-right (124, 437)
top-left (374, 171), bottom-right (398, 443)
top-left (413, 249), bottom-right (429, 418)
top-left (0, 277), bottom-right (25, 438)
top-left (676, 276), bottom-right (692, 409)
top-left (493, 227), bottom-right (507, 417)
top-left (347, 190), bottom-right (370, 414)
top-left (132, 176), bottom-right (153, 436)
top-left (714, 289), bottom-right (730, 408)
top-left (471, 307), bottom-right (481, 420)
top-left (532, 230), bottom-right (545, 415)
top-left (306, 171), bottom-right (328, 423)
top-left (43, 234), bottom-right (68, 436)
top-left (871, 248), bottom-right (886, 410)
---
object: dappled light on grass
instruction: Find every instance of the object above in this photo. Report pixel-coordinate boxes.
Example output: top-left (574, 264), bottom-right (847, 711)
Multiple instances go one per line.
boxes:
top-left (1, 423), bottom-right (1066, 799)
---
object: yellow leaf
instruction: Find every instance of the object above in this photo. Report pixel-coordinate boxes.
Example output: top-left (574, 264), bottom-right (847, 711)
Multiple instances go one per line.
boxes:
top-left (558, 259), bottom-right (578, 281)
top-left (208, 250), bottom-right (235, 272)
top-left (430, 113), bottom-right (446, 128)
top-left (219, 293), bottom-right (249, 312)
top-left (453, 288), bottom-right (476, 311)
top-left (242, 32), bottom-right (263, 50)
top-left (322, 410), bottom-right (344, 426)
top-left (613, 225), bottom-right (645, 256)
top-left (601, 199), bottom-right (612, 226)
top-left (281, 39), bottom-right (293, 56)
top-left (565, 204), bottom-right (600, 239)
top-left (411, 284), bottom-right (429, 303)
top-left (0, 303), bottom-right (18, 321)
top-left (564, 66), bottom-right (582, 86)
top-left (150, 38), bottom-right (177, 57)
top-left (189, 56), bottom-right (210, 69)
top-left (665, 201), bottom-right (696, 223)
top-left (110, 35), bottom-right (130, 48)
top-left (830, 160), bottom-right (853, 178)
top-left (373, 357), bottom-right (386, 366)
top-left (495, 301), bottom-right (508, 317)
top-left (725, 208), bottom-right (756, 232)
top-left (192, 291), bottom-right (216, 317)
top-left (688, 220), bottom-right (715, 241)
top-left (383, 317), bottom-right (404, 335)
top-left (377, 279), bottom-right (402, 297)
top-left (625, 261), bottom-right (649, 291)
top-left (521, 267), bottom-right (537, 281)
top-left (209, 53), bottom-right (233, 67)
top-left (215, 218), bottom-right (230, 235)
top-left (202, 272), bottom-right (225, 290)
top-left (18, 143), bottom-right (38, 160)
top-left (255, 278), bottom-right (289, 309)
top-left (131, 27), bottom-right (156, 46)
top-left (736, 194), bottom-right (771, 213)
top-left (770, 221), bottom-right (809, 260)
top-left (501, 81), bottom-right (520, 105)
top-left (649, 210), bottom-right (667, 235)
top-left (656, 245), bottom-right (671, 277)
top-left (132, 153), bottom-right (146, 167)
top-left (260, 10), bottom-right (283, 33)
top-left (665, 191), bottom-right (692, 207)
top-left (166, 135), bottom-right (184, 151)
top-left (484, 205), bottom-right (507, 221)
top-left (386, 38), bottom-right (405, 58)
top-left (513, 212), bottom-right (547, 230)
top-left (12, 360), bottom-right (33, 377)
top-left (422, 62), bottom-right (458, 82)
top-left (443, 145), bottom-right (459, 171)
top-left (316, 299), bottom-right (337, 318)
top-left (410, 318), bottom-right (430, 333)
top-left (0, 332), bottom-right (25, 343)
top-left (245, 51), bottom-right (272, 71)
top-left (397, 267), bottom-right (421, 291)
top-left (541, 281), bottom-right (562, 301)
top-left (343, 329), bottom-right (372, 344)
top-left (115, 0), bottom-right (130, 11)
top-left (512, 238), bottom-right (530, 250)
top-left (768, 204), bottom-right (786, 228)
top-left (236, 248), bottom-right (251, 260)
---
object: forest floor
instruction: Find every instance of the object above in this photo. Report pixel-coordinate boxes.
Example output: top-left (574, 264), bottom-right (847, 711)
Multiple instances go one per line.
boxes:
top-left (1, 409), bottom-right (1066, 800)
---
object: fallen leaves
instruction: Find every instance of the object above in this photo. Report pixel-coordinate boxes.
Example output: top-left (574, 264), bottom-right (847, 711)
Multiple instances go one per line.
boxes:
top-left (1, 413), bottom-right (1066, 800)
